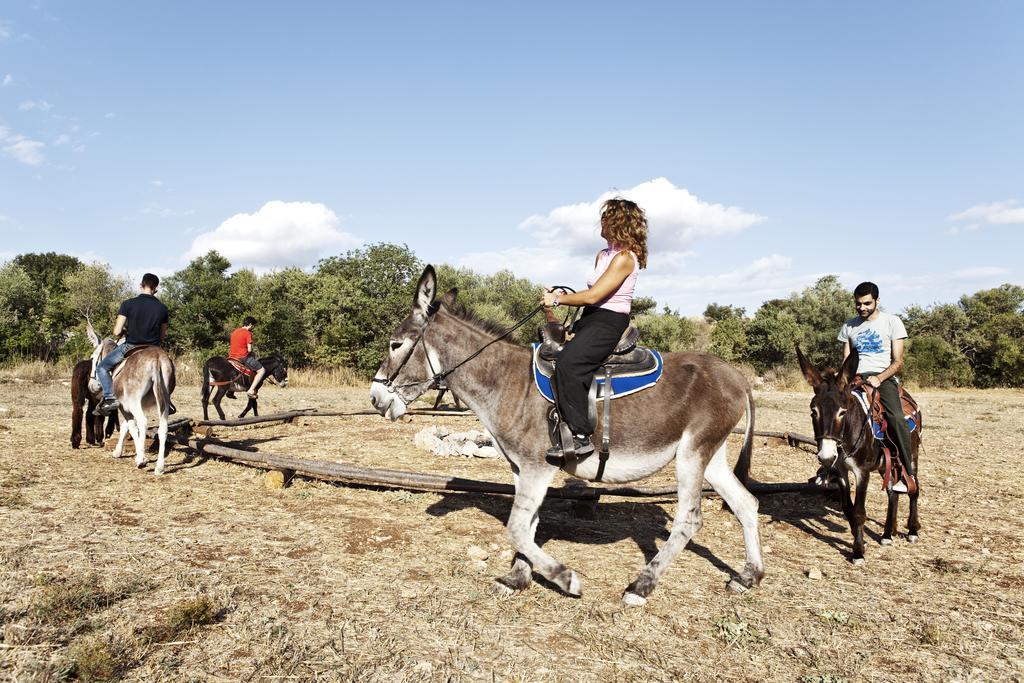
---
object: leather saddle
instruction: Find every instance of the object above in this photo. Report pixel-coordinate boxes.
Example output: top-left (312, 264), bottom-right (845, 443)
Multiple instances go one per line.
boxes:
top-left (227, 358), bottom-right (256, 377)
top-left (534, 322), bottom-right (658, 381)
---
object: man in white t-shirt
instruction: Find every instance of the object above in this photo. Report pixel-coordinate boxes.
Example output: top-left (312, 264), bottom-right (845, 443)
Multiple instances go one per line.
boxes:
top-left (837, 281), bottom-right (916, 493)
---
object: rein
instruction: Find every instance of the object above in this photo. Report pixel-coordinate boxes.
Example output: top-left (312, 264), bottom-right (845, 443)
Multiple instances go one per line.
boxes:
top-left (373, 304), bottom-right (546, 392)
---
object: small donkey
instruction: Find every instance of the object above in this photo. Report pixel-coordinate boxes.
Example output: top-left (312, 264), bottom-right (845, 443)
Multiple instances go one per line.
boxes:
top-left (797, 345), bottom-right (921, 564)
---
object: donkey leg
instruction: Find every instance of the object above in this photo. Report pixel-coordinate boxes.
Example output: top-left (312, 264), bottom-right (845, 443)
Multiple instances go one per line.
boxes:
top-left (881, 491), bottom-right (899, 545)
top-left (850, 469), bottom-right (870, 565)
top-left (502, 462), bottom-right (581, 597)
top-left (907, 485), bottom-right (921, 543)
top-left (213, 388), bottom-right (227, 421)
top-left (623, 440), bottom-right (707, 606)
top-left (703, 442), bottom-right (765, 593)
top-left (239, 397), bottom-right (254, 419)
top-left (111, 416), bottom-right (131, 458)
top-left (153, 413), bottom-right (169, 475)
top-left (131, 408), bottom-right (149, 469)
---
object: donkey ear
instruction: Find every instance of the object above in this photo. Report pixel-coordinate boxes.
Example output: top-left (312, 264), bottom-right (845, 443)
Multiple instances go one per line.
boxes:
top-left (85, 318), bottom-right (100, 347)
top-left (795, 344), bottom-right (822, 387)
top-left (838, 347), bottom-right (860, 387)
top-left (413, 265), bottom-right (437, 317)
top-left (439, 287), bottom-right (458, 308)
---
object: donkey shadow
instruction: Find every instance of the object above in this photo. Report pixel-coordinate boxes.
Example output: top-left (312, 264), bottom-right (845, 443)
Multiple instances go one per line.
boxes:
top-left (425, 492), bottom-right (736, 580)
top-left (756, 486), bottom-right (896, 556)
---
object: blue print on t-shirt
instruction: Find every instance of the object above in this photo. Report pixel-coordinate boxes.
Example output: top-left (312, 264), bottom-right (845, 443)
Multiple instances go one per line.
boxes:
top-left (854, 329), bottom-right (885, 354)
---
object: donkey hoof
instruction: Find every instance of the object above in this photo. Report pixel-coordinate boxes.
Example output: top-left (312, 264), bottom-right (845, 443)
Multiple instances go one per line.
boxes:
top-left (135, 458), bottom-right (147, 469)
top-left (880, 537), bottom-right (893, 546)
top-left (852, 557), bottom-right (865, 567)
top-left (727, 578), bottom-right (751, 594)
top-left (907, 534), bottom-right (919, 544)
top-left (553, 569), bottom-right (582, 597)
top-left (154, 465), bottom-right (165, 476)
top-left (490, 580), bottom-right (517, 597)
top-left (622, 591), bottom-right (647, 607)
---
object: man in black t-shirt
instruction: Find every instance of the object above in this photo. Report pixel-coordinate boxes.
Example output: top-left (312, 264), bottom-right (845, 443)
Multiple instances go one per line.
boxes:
top-left (95, 273), bottom-right (170, 415)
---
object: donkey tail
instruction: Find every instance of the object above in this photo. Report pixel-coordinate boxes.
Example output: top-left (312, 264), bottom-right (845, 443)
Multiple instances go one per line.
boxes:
top-left (154, 356), bottom-right (173, 418)
top-left (201, 361), bottom-right (211, 404)
top-left (733, 387), bottom-right (755, 485)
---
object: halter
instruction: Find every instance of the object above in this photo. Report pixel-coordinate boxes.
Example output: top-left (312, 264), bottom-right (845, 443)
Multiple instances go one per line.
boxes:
top-left (811, 383), bottom-right (871, 471)
top-left (372, 303), bottom-right (546, 394)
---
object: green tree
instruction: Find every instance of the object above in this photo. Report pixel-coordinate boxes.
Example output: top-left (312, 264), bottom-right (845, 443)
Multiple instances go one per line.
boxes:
top-left (233, 267), bottom-right (313, 365)
top-left (746, 304), bottom-right (802, 371)
top-left (162, 251), bottom-right (238, 354)
top-left (434, 265), bottom-right (543, 345)
top-left (707, 316), bottom-right (749, 363)
top-left (0, 262), bottom-right (43, 361)
top-left (633, 312), bottom-right (697, 352)
top-left (312, 243), bottom-right (422, 374)
top-left (703, 302), bottom-right (745, 322)
top-left (61, 263), bottom-right (132, 360)
top-left (903, 335), bottom-right (974, 387)
top-left (958, 284), bottom-right (1024, 387)
top-left (10, 252), bottom-right (85, 359)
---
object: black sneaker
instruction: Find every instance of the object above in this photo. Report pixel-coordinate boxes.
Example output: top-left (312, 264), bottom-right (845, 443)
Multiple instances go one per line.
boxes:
top-left (93, 398), bottom-right (119, 416)
top-left (545, 434), bottom-right (595, 460)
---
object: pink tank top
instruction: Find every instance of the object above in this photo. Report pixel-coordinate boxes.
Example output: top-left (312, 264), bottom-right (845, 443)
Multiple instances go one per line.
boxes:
top-left (586, 243), bottom-right (639, 314)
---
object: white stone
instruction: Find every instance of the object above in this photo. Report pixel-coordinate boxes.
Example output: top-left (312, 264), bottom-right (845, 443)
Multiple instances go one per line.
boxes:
top-left (466, 545), bottom-right (489, 561)
top-left (459, 442), bottom-right (479, 457)
top-left (471, 559), bottom-right (489, 573)
top-left (474, 446), bottom-right (499, 459)
top-left (807, 567), bottom-right (823, 580)
top-left (414, 429), bottom-right (443, 453)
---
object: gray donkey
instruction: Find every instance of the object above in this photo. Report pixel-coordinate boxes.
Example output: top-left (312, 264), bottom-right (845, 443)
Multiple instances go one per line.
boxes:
top-left (370, 266), bottom-right (764, 605)
top-left (87, 322), bottom-right (176, 475)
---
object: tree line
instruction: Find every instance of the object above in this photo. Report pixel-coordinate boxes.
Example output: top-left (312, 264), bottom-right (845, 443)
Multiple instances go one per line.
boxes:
top-left (1, 246), bottom-right (1022, 387)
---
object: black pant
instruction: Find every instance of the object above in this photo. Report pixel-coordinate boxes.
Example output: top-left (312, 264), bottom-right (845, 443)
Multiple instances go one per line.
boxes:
top-left (554, 307), bottom-right (630, 436)
top-left (862, 372), bottom-right (915, 477)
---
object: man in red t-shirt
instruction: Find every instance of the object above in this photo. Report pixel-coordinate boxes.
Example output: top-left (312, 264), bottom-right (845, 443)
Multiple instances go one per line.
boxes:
top-left (229, 316), bottom-right (266, 398)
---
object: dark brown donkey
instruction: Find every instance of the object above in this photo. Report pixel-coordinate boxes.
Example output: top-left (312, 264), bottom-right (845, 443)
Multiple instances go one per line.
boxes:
top-left (370, 266), bottom-right (764, 605)
top-left (796, 345), bottom-right (921, 565)
top-left (70, 359), bottom-right (118, 449)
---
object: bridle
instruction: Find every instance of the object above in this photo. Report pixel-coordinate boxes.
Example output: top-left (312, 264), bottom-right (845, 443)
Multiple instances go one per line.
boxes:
top-left (372, 303), bottom-right (546, 397)
top-left (811, 383), bottom-right (871, 470)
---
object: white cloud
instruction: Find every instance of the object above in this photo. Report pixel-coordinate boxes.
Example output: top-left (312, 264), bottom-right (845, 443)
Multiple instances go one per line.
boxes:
top-left (1, 73), bottom-right (12, 87)
top-left (952, 266), bottom-right (1011, 281)
top-left (18, 99), bottom-right (52, 112)
top-left (52, 133), bottom-right (70, 146)
top-left (947, 200), bottom-right (1024, 230)
top-left (453, 178), bottom-right (770, 313)
top-left (104, 112), bottom-right (116, 119)
top-left (518, 177), bottom-right (765, 256)
top-left (151, 180), bottom-right (164, 187)
top-left (0, 22), bottom-right (11, 40)
top-left (0, 126), bottom-right (45, 166)
top-left (185, 200), bottom-right (363, 269)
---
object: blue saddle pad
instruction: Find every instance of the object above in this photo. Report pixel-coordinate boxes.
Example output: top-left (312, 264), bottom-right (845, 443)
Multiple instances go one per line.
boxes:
top-left (852, 388), bottom-right (918, 440)
top-left (531, 343), bottom-right (664, 404)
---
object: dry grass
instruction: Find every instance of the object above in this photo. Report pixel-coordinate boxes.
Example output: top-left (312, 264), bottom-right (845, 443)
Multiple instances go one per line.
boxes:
top-left (1, 382), bottom-right (1023, 681)
top-left (0, 359), bottom-right (75, 383)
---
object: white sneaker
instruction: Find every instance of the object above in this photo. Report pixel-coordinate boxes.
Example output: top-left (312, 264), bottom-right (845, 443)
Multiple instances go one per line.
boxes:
top-left (891, 480), bottom-right (908, 493)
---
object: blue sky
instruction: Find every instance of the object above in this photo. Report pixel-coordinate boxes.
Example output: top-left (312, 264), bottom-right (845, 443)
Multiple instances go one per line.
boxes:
top-left (1, 2), bottom-right (1021, 315)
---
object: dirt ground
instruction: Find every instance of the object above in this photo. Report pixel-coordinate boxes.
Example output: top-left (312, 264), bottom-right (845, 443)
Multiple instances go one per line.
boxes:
top-left (1, 380), bottom-right (1023, 682)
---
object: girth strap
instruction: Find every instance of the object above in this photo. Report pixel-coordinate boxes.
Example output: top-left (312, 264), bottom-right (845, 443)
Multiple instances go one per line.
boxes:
top-left (596, 366), bottom-right (612, 482)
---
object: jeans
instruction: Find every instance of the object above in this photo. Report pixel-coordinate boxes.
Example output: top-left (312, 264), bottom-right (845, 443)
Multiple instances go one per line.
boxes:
top-left (96, 343), bottom-right (133, 400)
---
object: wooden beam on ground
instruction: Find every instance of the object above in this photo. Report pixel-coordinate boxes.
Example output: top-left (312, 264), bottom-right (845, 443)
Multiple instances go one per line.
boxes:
top-left (176, 433), bottom-right (835, 500)
top-left (731, 427), bottom-right (816, 448)
top-left (194, 408), bottom-right (318, 427)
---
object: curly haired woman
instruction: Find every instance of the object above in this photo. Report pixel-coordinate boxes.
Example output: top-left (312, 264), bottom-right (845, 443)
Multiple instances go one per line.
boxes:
top-left (541, 197), bottom-right (648, 457)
